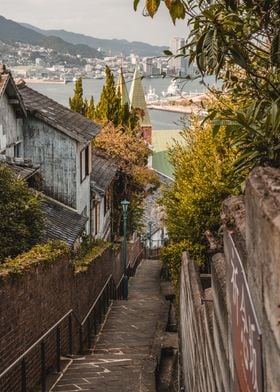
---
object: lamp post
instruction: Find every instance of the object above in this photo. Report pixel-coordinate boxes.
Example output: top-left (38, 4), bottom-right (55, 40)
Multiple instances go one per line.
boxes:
top-left (121, 199), bottom-right (129, 300)
top-left (148, 220), bottom-right (153, 249)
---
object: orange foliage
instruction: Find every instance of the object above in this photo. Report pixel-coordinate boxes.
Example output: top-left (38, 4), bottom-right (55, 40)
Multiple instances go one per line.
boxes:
top-left (94, 123), bottom-right (159, 189)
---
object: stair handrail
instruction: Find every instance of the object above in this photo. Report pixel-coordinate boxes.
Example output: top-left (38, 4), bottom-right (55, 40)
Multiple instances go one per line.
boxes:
top-left (0, 309), bottom-right (73, 380)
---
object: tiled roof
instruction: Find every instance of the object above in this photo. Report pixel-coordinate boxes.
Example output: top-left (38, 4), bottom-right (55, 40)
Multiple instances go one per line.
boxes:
top-left (91, 149), bottom-right (119, 194)
top-left (42, 197), bottom-right (87, 247)
top-left (0, 65), bottom-right (26, 117)
top-left (0, 73), bottom-right (9, 97)
top-left (0, 155), bottom-right (39, 180)
top-left (129, 67), bottom-right (151, 127)
top-left (6, 162), bottom-right (39, 180)
top-left (17, 81), bottom-right (101, 143)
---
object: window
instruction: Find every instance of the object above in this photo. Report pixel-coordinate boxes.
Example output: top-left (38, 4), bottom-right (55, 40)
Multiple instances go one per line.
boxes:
top-left (95, 204), bottom-right (100, 235)
top-left (14, 142), bottom-right (21, 158)
top-left (103, 189), bottom-right (111, 216)
top-left (80, 143), bottom-right (92, 182)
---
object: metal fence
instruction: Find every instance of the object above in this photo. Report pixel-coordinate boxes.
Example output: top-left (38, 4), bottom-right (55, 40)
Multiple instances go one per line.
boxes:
top-left (0, 246), bottom-right (144, 392)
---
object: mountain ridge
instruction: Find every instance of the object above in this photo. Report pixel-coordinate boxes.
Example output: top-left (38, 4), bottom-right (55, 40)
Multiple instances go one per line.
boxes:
top-left (0, 15), bottom-right (102, 58)
top-left (20, 22), bottom-right (168, 56)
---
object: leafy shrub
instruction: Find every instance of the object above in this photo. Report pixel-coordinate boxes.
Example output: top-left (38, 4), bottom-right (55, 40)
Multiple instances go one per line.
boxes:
top-left (0, 241), bottom-right (68, 277)
top-left (0, 164), bottom-right (44, 262)
top-left (160, 240), bottom-right (205, 288)
top-left (73, 236), bottom-right (110, 271)
top-left (160, 109), bottom-right (244, 284)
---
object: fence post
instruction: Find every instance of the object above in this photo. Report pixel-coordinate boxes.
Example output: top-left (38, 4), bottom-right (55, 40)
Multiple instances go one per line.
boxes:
top-left (40, 342), bottom-right (46, 392)
top-left (56, 327), bottom-right (61, 373)
top-left (68, 315), bottom-right (73, 355)
top-left (79, 326), bottom-right (83, 354)
top-left (21, 359), bottom-right (27, 392)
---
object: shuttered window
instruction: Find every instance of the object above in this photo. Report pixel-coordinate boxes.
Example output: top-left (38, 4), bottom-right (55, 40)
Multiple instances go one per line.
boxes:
top-left (80, 144), bottom-right (92, 182)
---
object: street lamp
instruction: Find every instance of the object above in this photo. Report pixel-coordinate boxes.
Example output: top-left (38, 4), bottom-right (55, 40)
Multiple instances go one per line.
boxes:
top-left (121, 199), bottom-right (129, 300)
top-left (148, 220), bottom-right (153, 249)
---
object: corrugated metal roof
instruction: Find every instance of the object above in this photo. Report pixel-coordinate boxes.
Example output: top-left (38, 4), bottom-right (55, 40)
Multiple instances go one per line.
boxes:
top-left (42, 197), bottom-right (87, 247)
top-left (17, 82), bottom-right (101, 143)
top-left (91, 149), bottom-right (118, 193)
top-left (129, 67), bottom-right (151, 127)
top-left (116, 68), bottom-right (129, 106)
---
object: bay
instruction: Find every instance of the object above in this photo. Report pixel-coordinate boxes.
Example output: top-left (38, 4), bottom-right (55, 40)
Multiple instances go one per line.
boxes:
top-left (26, 75), bottom-right (216, 130)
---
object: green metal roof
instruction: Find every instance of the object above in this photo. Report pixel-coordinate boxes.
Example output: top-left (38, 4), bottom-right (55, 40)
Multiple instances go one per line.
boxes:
top-left (115, 68), bottom-right (129, 106)
top-left (129, 67), bottom-right (151, 127)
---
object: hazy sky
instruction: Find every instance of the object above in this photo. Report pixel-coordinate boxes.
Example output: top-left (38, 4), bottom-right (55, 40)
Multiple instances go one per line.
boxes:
top-left (1, 0), bottom-right (188, 46)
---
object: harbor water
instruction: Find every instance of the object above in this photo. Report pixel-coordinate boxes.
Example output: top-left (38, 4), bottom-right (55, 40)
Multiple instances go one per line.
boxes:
top-left (27, 76), bottom-right (216, 177)
top-left (26, 76), bottom-right (216, 130)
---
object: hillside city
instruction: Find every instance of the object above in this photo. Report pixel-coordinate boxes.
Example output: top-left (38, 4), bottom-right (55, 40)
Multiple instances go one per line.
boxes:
top-left (0, 2), bottom-right (279, 392)
top-left (1, 37), bottom-right (192, 82)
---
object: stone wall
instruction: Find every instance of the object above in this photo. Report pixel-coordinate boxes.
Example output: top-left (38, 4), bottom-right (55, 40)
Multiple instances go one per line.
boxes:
top-left (180, 167), bottom-right (280, 392)
top-left (180, 252), bottom-right (231, 392)
top-left (0, 240), bottom-right (142, 391)
top-left (245, 167), bottom-right (280, 391)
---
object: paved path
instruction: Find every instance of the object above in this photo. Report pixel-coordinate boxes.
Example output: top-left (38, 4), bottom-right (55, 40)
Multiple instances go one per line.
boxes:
top-left (51, 259), bottom-right (167, 392)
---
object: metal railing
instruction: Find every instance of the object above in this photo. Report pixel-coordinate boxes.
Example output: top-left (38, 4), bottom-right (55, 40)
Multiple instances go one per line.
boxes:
top-left (0, 275), bottom-right (123, 392)
top-left (127, 247), bottom-right (144, 277)
top-left (0, 246), bottom-right (144, 392)
top-left (143, 238), bottom-right (166, 259)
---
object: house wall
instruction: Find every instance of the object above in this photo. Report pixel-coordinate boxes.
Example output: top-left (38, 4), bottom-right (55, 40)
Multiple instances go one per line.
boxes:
top-left (0, 93), bottom-right (23, 156)
top-left (23, 117), bottom-right (77, 208)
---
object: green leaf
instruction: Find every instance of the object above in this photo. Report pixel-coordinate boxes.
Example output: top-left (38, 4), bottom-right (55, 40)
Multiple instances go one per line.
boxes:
top-left (163, 49), bottom-right (173, 56)
top-left (169, 0), bottom-right (185, 24)
top-left (229, 46), bottom-right (248, 69)
top-left (133, 0), bottom-right (140, 11)
top-left (146, 0), bottom-right (161, 17)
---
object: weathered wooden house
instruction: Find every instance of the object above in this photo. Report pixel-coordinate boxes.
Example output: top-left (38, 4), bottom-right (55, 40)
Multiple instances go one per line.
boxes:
top-left (0, 64), bottom-right (125, 241)
top-left (16, 80), bottom-right (101, 234)
top-left (0, 65), bottom-right (26, 158)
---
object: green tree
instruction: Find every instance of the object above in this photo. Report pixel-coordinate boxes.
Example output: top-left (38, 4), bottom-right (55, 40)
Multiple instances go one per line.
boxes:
top-left (95, 66), bottom-right (122, 126)
top-left (94, 123), bottom-right (159, 234)
top-left (0, 164), bottom-right (44, 262)
top-left (86, 96), bottom-right (95, 120)
top-left (159, 100), bottom-right (245, 278)
top-left (135, 0), bottom-right (280, 172)
top-left (69, 77), bottom-right (86, 115)
top-left (95, 66), bottom-right (140, 130)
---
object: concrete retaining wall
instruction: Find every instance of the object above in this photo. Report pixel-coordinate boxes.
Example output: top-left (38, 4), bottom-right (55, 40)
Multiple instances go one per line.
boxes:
top-left (180, 167), bottom-right (280, 392)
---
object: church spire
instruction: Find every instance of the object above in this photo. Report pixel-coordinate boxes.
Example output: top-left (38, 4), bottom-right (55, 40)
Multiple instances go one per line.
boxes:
top-left (129, 67), bottom-right (151, 127)
top-left (129, 66), bottom-right (152, 144)
top-left (116, 67), bottom-right (129, 106)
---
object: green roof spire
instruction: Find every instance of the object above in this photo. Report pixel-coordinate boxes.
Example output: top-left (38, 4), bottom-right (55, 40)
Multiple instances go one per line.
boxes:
top-left (129, 67), bottom-right (151, 127)
top-left (116, 67), bottom-right (129, 106)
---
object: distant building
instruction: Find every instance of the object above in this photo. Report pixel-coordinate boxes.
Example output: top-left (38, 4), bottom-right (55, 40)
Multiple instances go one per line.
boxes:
top-left (85, 64), bottom-right (93, 72)
top-left (169, 37), bottom-right (187, 75)
top-left (35, 58), bottom-right (44, 67)
top-left (142, 57), bottom-right (153, 77)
